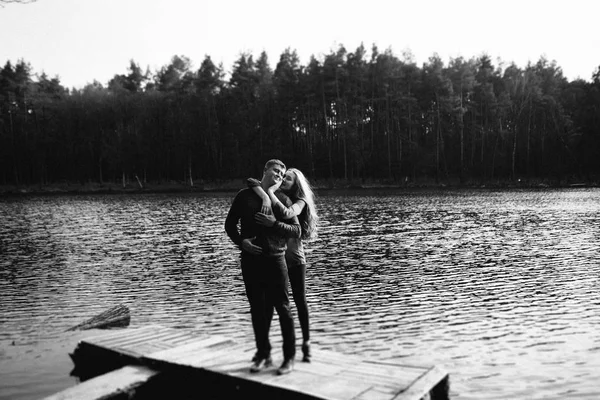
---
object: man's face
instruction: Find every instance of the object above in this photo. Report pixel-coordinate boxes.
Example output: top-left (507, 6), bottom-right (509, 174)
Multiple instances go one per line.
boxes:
top-left (263, 164), bottom-right (285, 186)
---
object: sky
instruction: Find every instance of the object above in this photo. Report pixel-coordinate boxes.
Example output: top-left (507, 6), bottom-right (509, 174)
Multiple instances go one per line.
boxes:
top-left (1, 0), bottom-right (598, 89)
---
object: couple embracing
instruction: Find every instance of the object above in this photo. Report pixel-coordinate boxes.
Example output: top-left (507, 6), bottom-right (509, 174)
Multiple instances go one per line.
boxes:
top-left (224, 159), bottom-right (318, 375)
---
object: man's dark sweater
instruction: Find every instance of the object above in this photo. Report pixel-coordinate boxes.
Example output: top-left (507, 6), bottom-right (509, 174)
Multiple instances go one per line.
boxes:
top-left (225, 188), bottom-right (301, 256)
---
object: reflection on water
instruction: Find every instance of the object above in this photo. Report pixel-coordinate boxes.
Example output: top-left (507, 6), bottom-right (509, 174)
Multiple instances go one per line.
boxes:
top-left (1, 189), bottom-right (600, 399)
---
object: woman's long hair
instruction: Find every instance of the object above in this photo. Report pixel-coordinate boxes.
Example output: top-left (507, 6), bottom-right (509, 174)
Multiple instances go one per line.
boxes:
top-left (285, 168), bottom-right (318, 241)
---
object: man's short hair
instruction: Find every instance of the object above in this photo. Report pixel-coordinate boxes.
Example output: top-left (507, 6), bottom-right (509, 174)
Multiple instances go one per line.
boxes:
top-left (264, 159), bottom-right (286, 171)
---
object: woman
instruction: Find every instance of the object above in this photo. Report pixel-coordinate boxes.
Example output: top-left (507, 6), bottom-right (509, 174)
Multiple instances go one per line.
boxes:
top-left (248, 168), bottom-right (318, 362)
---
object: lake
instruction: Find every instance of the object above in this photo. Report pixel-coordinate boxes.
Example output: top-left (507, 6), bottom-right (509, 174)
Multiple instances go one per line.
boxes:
top-left (1, 188), bottom-right (599, 399)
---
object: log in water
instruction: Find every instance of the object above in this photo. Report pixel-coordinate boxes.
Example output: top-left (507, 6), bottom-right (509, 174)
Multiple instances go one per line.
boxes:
top-left (66, 304), bottom-right (130, 331)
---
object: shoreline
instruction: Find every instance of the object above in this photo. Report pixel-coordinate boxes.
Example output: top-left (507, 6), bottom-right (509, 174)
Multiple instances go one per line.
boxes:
top-left (0, 179), bottom-right (597, 197)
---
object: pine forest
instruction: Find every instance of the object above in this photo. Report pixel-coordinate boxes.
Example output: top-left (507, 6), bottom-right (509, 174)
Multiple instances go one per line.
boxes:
top-left (1, 44), bottom-right (599, 189)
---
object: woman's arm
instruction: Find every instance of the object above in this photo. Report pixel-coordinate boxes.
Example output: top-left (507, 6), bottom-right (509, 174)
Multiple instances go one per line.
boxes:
top-left (268, 189), bottom-right (306, 220)
top-left (247, 178), bottom-right (274, 214)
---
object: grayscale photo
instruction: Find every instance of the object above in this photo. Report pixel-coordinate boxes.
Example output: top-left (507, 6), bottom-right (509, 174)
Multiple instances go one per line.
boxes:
top-left (1, 0), bottom-right (599, 399)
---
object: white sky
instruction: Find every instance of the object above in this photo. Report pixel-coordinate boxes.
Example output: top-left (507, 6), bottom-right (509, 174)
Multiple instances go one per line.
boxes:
top-left (1, 0), bottom-right (598, 89)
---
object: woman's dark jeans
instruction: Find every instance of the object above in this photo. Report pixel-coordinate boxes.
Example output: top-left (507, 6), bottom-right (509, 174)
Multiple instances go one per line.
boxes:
top-left (264, 263), bottom-right (310, 346)
top-left (288, 263), bottom-right (309, 342)
top-left (241, 253), bottom-right (296, 360)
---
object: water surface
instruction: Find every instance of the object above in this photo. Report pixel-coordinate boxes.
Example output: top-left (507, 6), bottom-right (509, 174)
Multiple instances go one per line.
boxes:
top-left (1, 189), bottom-right (599, 399)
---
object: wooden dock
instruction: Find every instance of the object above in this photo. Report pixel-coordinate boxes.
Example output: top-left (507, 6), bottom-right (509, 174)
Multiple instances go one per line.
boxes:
top-left (44, 325), bottom-right (449, 400)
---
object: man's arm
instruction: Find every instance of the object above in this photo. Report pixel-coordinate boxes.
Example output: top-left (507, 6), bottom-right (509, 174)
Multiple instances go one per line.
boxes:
top-left (224, 192), bottom-right (243, 248)
top-left (270, 216), bottom-right (301, 238)
top-left (226, 190), bottom-right (264, 255)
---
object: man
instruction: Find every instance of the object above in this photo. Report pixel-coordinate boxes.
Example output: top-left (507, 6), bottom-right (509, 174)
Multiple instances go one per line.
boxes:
top-left (224, 159), bottom-right (300, 375)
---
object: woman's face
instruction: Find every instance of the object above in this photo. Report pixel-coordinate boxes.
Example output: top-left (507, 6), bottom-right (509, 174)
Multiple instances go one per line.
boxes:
top-left (281, 171), bottom-right (295, 191)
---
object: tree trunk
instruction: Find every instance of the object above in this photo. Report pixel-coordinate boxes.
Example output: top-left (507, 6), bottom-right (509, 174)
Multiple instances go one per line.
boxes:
top-left (526, 98), bottom-right (532, 178)
top-left (10, 111), bottom-right (19, 185)
top-left (397, 119), bottom-right (402, 179)
top-left (491, 119), bottom-right (501, 180)
top-left (459, 89), bottom-right (465, 184)
top-left (343, 127), bottom-right (348, 181)
top-left (387, 94), bottom-right (392, 179)
top-left (188, 155), bottom-right (193, 187)
top-left (408, 94), bottom-right (414, 181)
top-left (98, 157), bottom-right (103, 184)
top-left (436, 94), bottom-right (441, 183)
top-left (512, 125), bottom-right (517, 180)
top-left (306, 95), bottom-right (315, 178)
top-left (322, 89), bottom-right (332, 182)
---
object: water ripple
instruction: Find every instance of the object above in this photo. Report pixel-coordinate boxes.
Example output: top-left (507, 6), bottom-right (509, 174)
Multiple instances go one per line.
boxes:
top-left (1, 189), bottom-right (600, 399)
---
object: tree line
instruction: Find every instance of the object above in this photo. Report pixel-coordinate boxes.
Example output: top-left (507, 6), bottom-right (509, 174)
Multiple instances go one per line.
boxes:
top-left (1, 44), bottom-right (599, 188)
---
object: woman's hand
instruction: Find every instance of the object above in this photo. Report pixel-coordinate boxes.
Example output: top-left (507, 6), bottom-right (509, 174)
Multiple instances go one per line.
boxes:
top-left (268, 181), bottom-right (281, 193)
top-left (254, 212), bottom-right (276, 227)
top-left (261, 199), bottom-right (272, 215)
top-left (247, 177), bottom-right (261, 187)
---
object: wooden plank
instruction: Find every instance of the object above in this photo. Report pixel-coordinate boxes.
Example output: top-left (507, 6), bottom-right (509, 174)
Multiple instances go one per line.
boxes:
top-left (339, 362), bottom-right (423, 387)
top-left (74, 340), bottom-right (141, 360)
top-left (208, 343), bottom-right (269, 379)
top-left (199, 344), bottom-right (257, 369)
top-left (362, 359), bottom-right (433, 372)
top-left (166, 333), bottom-right (205, 346)
top-left (339, 370), bottom-right (412, 390)
top-left (144, 338), bottom-right (385, 400)
top-left (75, 325), bottom-right (158, 344)
top-left (123, 329), bottom-right (199, 346)
top-left (256, 362), bottom-right (387, 400)
top-left (362, 359), bottom-right (429, 373)
top-left (69, 327), bottom-right (195, 370)
top-left (117, 342), bottom-right (169, 356)
top-left (94, 327), bottom-right (183, 348)
top-left (146, 335), bottom-right (235, 360)
top-left (293, 359), bottom-right (348, 377)
top-left (248, 365), bottom-right (375, 400)
top-left (310, 349), bottom-right (365, 364)
top-left (67, 326), bottom-right (449, 400)
top-left (144, 339), bottom-right (242, 369)
top-left (294, 351), bottom-right (362, 377)
top-left (392, 365), bottom-right (449, 400)
top-left (282, 374), bottom-right (373, 400)
top-left (160, 344), bottom-right (245, 368)
top-left (86, 325), bottom-right (164, 341)
top-left (345, 360), bottom-right (425, 379)
top-left (41, 365), bottom-right (158, 400)
top-left (351, 386), bottom-right (396, 400)
top-left (95, 326), bottom-right (174, 344)
top-left (87, 332), bottom-right (166, 352)
top-left (207, 358), bottom-right (254, 378)
top-left (85, 327), bottom-right (202, 359)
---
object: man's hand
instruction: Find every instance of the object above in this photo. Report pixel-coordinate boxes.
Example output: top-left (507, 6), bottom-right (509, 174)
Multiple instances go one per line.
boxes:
top-left (242, 238), bottom-right (262, 255)
top-left (254, 212), bottom-right (276, 227)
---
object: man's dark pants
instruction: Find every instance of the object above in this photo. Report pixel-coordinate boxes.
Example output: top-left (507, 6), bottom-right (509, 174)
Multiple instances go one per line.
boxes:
top-left (241, 253), bottom-right (296, 360)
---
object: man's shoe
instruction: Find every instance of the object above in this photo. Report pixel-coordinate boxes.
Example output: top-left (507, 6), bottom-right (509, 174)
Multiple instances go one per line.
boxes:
top-left (301, 341), bottom-right (311, 363)
top-left (250, 356), bottom-right (272, 373)
top-left (276, 358), bottom-right (294, 375)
